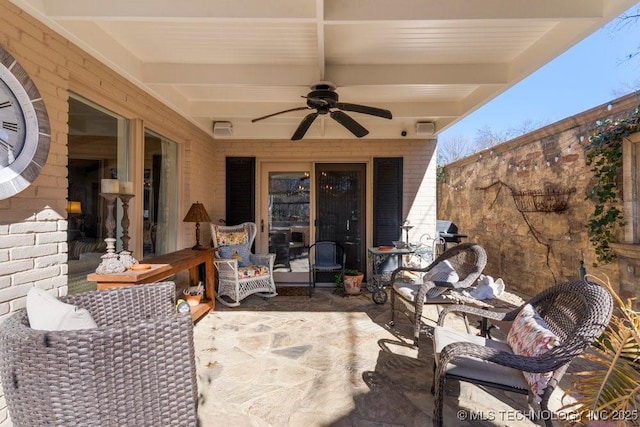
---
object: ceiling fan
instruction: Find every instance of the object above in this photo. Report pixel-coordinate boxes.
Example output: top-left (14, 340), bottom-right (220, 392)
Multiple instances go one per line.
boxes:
top-left (251, 82), bottom-right (393, 140)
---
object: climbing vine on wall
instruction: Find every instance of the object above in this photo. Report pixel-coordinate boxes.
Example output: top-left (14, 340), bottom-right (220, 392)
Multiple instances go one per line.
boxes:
top-left (584, 105), bottom-right (640, 264)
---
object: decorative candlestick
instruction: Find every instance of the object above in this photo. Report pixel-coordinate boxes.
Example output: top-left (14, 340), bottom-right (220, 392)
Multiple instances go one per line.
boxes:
top-left (101, 193), bottom-right (118, 253)
top-left (117, 192), bottom-right (138, 269)
top-left (118, 193), bottom-right (134, 252)
top-left (96, 192), bottom-right (126, 274)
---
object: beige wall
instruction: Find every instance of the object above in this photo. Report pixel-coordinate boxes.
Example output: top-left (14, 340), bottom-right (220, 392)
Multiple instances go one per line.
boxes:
top-left (206, 138), bottom-right (438, 249)
top-left (438, 93), bottom-right (639, 298)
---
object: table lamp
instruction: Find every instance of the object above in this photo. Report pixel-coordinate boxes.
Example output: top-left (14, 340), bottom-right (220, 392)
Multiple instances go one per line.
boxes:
top-left (183, 202), bottom-right (211, 249)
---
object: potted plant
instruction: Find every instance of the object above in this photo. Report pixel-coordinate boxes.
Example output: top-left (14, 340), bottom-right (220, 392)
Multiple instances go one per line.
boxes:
top-left (343, 269), bottom-right (364, 296)
top-left (183, 282), bottom-right (204, 306)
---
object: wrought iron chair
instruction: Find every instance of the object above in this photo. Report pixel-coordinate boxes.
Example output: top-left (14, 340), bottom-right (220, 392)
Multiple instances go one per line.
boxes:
top-left (0, 282), bottom-right (198, 427)
top-left (431, 280), bottom-right (613, 427)
top-left (308, 241), bottom-right (346, 297)
top-left (211, 221), bottom-right (277, 307)
top-left (389, 242), bottom-right (487, 346)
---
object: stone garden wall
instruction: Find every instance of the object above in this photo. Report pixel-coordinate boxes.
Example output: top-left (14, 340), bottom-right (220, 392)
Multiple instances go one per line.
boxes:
top-left (438, 93), bottom-right (639, 298)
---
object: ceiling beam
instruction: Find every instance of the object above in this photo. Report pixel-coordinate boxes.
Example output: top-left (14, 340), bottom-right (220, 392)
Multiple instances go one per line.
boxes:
top-left (43, 0), bottom-right (317, 21)
top-left (41, 0), bottom-right (604, 22)
top-left (141, 63), bottom-right (508, 86)
top-left (142, 64), bottom-right (317, 86)
top-left (188, 100), bottom-right (461, 119)
top-left (323, 0), bottom-right (605, 22)
top-left (315, 0), bottom-right (326, 81)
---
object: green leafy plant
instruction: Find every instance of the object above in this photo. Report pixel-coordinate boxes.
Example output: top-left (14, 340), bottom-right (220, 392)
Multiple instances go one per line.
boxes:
top-left (584, 105), bottom-right (640, 264)
top-left (561, 275), bottom-right (639, 425)
top-left (333, 272), bottom-right (345, 296)
top-left (333, 270), bottom-right (363, 296)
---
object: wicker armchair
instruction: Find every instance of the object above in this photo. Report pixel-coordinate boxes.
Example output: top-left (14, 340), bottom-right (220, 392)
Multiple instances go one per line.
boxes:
top-left (389, 243), bottom-right (487, 346)
top-left (211, 222), bottom-right (277, 307)
top-left (0, 282), bottom-right (198, 427)
top-left (432, 280), bottom-right (613, 427)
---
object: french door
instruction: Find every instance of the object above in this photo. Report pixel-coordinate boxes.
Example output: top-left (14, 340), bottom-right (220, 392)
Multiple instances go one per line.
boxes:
top-left (260, 163), bottom-right (312, 284)
top-left (259, 162), bottom-right (366, 284)
top-left (315, 163), bottom-right (366, 275)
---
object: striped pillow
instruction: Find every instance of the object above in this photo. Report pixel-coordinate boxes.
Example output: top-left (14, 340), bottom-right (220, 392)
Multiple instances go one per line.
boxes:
top-left (507, 304), bottom-right (561, 402)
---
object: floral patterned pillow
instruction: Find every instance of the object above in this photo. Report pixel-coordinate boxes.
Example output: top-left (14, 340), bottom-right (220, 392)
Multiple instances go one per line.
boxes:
top-left (507, 303), bottom-right (561, 402)
top-left (216, 231), bottom-right (248, 246)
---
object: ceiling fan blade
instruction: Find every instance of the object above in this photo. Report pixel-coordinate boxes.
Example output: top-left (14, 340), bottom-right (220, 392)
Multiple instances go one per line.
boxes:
top-left (336, 103), bottom-right (392, 119)
top-left (291, 112), bottom-right (318, 140)
top-left (251, 106), bottom-right (310, 123)
top-left (330, 110), bottom-right (369, 138)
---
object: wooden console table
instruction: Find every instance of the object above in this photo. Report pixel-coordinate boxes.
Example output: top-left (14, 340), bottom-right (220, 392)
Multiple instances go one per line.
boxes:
top-left (87, 248), bottom-right (215, 321)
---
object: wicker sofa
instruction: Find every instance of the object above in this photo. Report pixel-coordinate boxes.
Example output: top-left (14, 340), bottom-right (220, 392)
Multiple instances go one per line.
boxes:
top-left (0, 282), bottom-right (198, 427)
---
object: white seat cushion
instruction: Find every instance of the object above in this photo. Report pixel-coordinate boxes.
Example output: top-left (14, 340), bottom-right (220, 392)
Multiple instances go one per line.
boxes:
top-left (26, 287), bottom-right (97, 331)
top-left (433, 325), bottom-right (529, 391)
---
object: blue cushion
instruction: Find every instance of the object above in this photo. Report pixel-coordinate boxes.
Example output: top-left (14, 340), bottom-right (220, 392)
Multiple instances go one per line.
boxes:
top-left (219, 244), bottom-right (251, 267)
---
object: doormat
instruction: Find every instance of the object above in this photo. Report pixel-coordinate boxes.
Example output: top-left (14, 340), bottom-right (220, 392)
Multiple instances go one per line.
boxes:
top-left (276, 286), bottom-right (310, 296)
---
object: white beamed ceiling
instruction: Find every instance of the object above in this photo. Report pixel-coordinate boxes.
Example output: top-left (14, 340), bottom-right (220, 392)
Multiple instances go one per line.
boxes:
top-left (11, 0), bottom-right (638, 140)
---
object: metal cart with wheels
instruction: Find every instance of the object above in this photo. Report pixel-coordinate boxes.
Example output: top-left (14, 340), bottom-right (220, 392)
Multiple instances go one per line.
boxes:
top-left (367, 246), bottom-right (414, 304)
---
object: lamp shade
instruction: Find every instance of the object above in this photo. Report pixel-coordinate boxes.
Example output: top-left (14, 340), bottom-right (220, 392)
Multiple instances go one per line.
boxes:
top-left (183, 202), bottom-right (211, 223)
top-left (67, 201), bottom-right (82, 214)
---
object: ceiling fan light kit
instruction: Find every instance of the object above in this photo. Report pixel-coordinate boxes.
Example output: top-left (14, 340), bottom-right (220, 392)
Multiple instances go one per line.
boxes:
top-left (251, 82), bottom-right (392, 140)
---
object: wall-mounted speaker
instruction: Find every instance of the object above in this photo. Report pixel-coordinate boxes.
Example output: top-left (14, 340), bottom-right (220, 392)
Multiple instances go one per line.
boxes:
top-left (415, 121), bottom-right (435, 137)
top-left (213, 121), bottom-right (233, 137)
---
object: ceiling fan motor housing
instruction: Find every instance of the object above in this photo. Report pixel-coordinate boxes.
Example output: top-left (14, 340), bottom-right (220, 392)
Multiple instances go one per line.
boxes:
top-left (306, 90), bottom-right (338, 113)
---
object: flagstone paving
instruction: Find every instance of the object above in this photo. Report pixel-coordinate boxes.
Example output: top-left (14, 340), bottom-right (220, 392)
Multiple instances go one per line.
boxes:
top-left (193, 288), bottom-right (575, 426)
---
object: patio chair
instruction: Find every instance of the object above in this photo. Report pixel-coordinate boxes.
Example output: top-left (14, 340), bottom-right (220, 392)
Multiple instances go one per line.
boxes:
top-left (211, 221), bottom-right (277, 307)
top-left (431, 280), bottom-right (613, 427)
top-left (0, 282), bottom-right (198, 427)
top-left (308, 241), bottom-right (346, 297)
top-left (389, 242), bottom-right (487, 346)
top-left (269, 230), bottom-right (291, 271)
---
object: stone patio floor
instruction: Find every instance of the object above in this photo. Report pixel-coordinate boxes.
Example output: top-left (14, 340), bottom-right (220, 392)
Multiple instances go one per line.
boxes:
top-left (192, 287), bottom-right (582, 427)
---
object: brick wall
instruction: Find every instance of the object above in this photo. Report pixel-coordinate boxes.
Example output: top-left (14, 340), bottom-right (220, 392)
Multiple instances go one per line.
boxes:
top-left (0, 2), bottom-right (215, 424)
top-left (438, 93), bottom-right (639, 298)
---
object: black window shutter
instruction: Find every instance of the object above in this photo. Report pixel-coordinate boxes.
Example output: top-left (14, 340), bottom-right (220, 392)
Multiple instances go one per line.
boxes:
top-left (373, 157), bottom-right (403, 246)
top-left (225, 157), bottom-right (255, 225)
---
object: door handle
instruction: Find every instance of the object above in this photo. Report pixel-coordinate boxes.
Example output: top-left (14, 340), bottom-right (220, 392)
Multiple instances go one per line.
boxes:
top-left (346, 220), bottom-right (350, 231)
top-left (261, 219), bottom-right (264, 232)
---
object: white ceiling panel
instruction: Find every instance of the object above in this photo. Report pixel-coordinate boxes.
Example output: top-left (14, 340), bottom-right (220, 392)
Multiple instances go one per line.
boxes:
top-left (10, 0), bottom-right (638, 139)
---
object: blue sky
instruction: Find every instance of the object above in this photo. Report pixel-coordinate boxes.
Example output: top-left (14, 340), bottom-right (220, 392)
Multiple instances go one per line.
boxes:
top-left (440, 8), bottom-right (640, 142)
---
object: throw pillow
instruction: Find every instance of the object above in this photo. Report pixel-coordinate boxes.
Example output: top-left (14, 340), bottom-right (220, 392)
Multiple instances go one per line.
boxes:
top-left (218, 244), bottom-right (251, 266)
top-left (424, 260), bottom-right (459, 286)
top-left (216, 231), bottom-right (248, 246)
top-left (507, 303), bottom-right (561, 402)
top-left (26, 287), bottom-right (98, 331)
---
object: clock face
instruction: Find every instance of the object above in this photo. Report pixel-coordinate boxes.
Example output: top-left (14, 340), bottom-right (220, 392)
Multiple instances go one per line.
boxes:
top-left (0, 46), bottom-right (50, 200)
top-left (0, 77), bottom-right (27, 168)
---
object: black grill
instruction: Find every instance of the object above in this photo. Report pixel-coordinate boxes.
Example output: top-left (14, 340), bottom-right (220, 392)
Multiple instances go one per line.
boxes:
top-left (437, 220), bottom-right (467, 243)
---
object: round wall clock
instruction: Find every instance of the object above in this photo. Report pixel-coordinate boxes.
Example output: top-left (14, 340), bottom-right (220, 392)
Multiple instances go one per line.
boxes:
top-left (0, 46), bottom-right (50, 200)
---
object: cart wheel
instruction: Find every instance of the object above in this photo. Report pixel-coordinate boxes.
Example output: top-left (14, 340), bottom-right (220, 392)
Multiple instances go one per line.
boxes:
top-left (372, 290), bottom-right (388, 304)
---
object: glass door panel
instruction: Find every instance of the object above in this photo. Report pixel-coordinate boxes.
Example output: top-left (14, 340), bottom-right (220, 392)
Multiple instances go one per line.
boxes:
top-left (315, 163), bottom-right (366, 275)
top-left (260, 163), bottom-right (311, 284)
